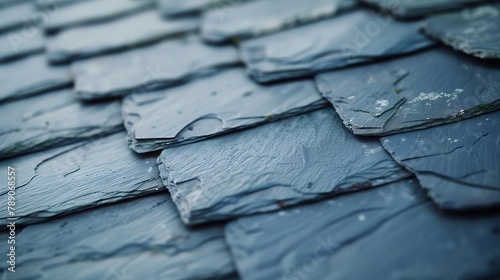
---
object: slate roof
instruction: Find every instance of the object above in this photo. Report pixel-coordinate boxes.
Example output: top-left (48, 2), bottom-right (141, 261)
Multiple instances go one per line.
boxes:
top-left (0, 0), bottom-right (499, 279)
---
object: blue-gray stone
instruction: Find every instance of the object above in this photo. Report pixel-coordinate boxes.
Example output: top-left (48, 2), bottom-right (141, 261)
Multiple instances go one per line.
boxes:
top-left (72, 36), bottom-right (240, 100)
top-left (315, 47), bottom-right (500, 136)
top-left (0, 88), bottom-right (123, 158)
top-left (0, 2), bottom-right (34, 34)
top-left (201, 0), bottom-right (356, 43)
top-left (0, 194), bottom-right (237, 280)
top-left (240, 8), bottom-right (434, 82)
top-left (123, 68), bottom-right (327, 153)
top-left (424, 4), bottom-right (500, 59)
top-left (157, 108), bottom-right (410, 225)
top-left (0, 132), bottom-right (163, 225)
top-left (158, 0), bottom-right (249, 17)
top-left (226, 179), bottom-right (500, 280)
top-left (0, 54), bottom-right (72, 103)
top-left (381, 111), bottom-right (500, 210)
top-left (46, 10), bottom-right (199, 64)
top-left (0, 28), bottom-right (44, 63)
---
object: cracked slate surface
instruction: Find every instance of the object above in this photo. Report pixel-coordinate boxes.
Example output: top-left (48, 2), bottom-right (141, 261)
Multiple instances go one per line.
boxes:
top-left (72, 36), bottom-right (240, 100)
top-left (43, 0), bottom-right (155, 34)
top-left (361, 0), bottom-right (496, 18)
top-left (0, 194), bottom-right (237, 280)
top-left (0, 132), bottom-right (163, 225)
top-left (123, 68), bottom-right (327, 153)
top-left (225, 179), bottom-right (500, 280)
top-left (0, 54), bottom-right (72, 103)
top-left (0, 28), bottom-right (44, 63)
top-left (0, 2), bottom-right (33, 34)
top-left (240, 8), bottom-right (434, 83)
top-left (424, 4), bottom-right (500, 59)
top-left (157, 108), bottom-right (410, 225)
top-left (46, 10), bottom-right (199, 64)
top-left (201, 0), bottom-right (356, 43)
top-left (381, 111), bottom-right (500, 210)
top-left (315, 47), bottom-right (500, 136)
top-left (0, 88), bottom-right (123, 158)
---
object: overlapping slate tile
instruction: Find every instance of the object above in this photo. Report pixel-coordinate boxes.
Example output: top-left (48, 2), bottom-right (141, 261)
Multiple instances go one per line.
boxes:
top-left (158, 0), bottom-right (247, 17)
top-left (226, 179), bottom-right (500, 280)
top-left (201, 0), bottom-right (356, 43)
top-left (240, 8), bottom-right (434, 82)
top-left (0, 28), bottom-right (44, 63)
top-left (0, 89), bottom-right (123, 158)
top-left (381, 111), bottom-right (500, 210)
top-left (0, 132), bottom-right (163, 225)
top-left (0, 194), bottom-right (236, 280)
top-left (72, 36), bottom-right (240, 100)
top-left (43, 0), bottom-right (155, 34)
top-left (362, 0), bottom-right (495, 18)
top-left (46, 10), bottom-right (199, 64)
top-left (0, 54), bottom-right (72, 103)
top-left (157, 108), bottom-right (411, 225)
top-left (0, 2), bottom-right (34, 34)
top-left (424, 4), bottom-right (500, 59)
top-left (315, 47), bottom-right (500, 136)
top-left (123, 68), bottom-right (327, 153)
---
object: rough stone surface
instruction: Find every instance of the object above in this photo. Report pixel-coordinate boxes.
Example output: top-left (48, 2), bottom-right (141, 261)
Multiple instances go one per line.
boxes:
top-left (226, 179), bottom-right (500, 280)
top-left (201, 0), bottom-right (356, 43)
top-left (315, 47), bottom-right (500, 136)
top-left (362, 0), bottom-right (494, 18)
top-left (0, 89), bottom-right (123, 158)
top-left (0, 194), bottom-right (237, 280)
top-left (0, 54), bottom-right (72, 103)
top-left (0, 29), bottom-right (44, 63)
top-left (0, 2), bottom-right (34, 34)
top-left (123, 68), bottom-right (327, 153)
top-left (0, 132), bottom-right (163, 225)
top-left (43, 0), bottom-right (154, 34)
top-left (157, 109), bottom-right (410, 225)
top-left (240, 8), bottom-right (434, 83)
top-left (381, 111), bottom-right (500, 210)
top-left (47, 11), bottom-right (199, 64)
top-left (72, 36), bottom-right (240, 100)
top-left (424, 4), bottom-right (500, 59)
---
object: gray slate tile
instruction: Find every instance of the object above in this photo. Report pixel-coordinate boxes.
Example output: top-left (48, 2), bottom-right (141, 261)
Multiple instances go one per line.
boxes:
top-left (43, 0), bottom-right (154, 34)
top-left (0, 132), bottom-right (163, 225)
top-left (0, 2), bottom-right (34, 34)
top-left (72, 36), bottom-right (240, 100)
top-left (201, 0), bottom-right (356, 43)
top-left (46, 10), bottom-right (199, 64)
top-left (0, 194), bottom-right (237, 280)
top-left (123, 68), bottom-right (327, 153)
top-left (424, 4), bottom-right (500, 59)
top-left (315, 47), bottom-right (500, 136)
top-left (225, 179), bottom-right (500, 280)
top-left (381, 111), bottom-right (500, 210)
top-left (157, 108), bottom-right (411, 225)
top-left (0, 54), bottom-right (72, 103)
top-left (158, 0), bottom-right (248, 17)
top-left (0, 28), bottom-right (44, 63)
top-left (0, 89), bottom-right (123, 158)
top-left (240, 8), bottom-right (434, 82)
top-left (362, 0), bottom-right (495, 18)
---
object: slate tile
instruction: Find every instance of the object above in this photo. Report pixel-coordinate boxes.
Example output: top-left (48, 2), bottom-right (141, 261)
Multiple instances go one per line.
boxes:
top-left (315, 47), bottom-right (500, 136)
top-left (0, 54), bottom-right (72, 103)
top-left (362, 0), bottom-right (496, 18)
top-left (240, 8), bottom-right (434, 83)
top-left (123, 68), bottom-right (327, 153)
top-left (0, 194), bottom-right (237, 280)
top-left (225, 179), bottom-right (500, 280)
top-left (72, 36), bottom-right (240, 100)
top-left (0, 28), bottom-right (44, 63)
top-left (201, 0), bottom-right (356, 43)
top-left (381, 111), bottom-right (500, 210)
top-left (424, 4), bottom-right (500, 59)
top-left (0, 132), bottom-right (163, 225)
top-left (43, 0), bottom-right (155, 34)
top-left (0, 89), bottom-right (123, 158)
top-left (157, 108), bottom-right (411, 225)
top-left (0, 2), bottom-right (34, 34)
top-left (158, 0), bottom-right (248, 17)
top-left (46, 10), bottom-right (199, 64)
